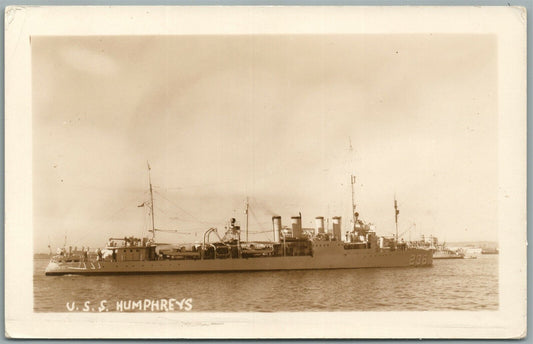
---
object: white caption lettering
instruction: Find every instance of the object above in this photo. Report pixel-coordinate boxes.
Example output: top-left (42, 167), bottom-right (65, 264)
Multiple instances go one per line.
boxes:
top-left (66, 298), bottom-right (192, 312)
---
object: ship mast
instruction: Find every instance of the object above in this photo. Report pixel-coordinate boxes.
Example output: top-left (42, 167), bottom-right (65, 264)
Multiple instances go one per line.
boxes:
top-left (394, 196), bottom-right (399, 243)
top-left (351, 175), bottom-right (357, 231)
top-left (148, 162), bottom-right (155, 240)
top-left (245, 197), bottom-right (249, 242)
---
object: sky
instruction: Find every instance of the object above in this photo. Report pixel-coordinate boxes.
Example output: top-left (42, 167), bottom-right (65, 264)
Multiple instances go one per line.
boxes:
top-left (32, 34), bottom-right (497, 252)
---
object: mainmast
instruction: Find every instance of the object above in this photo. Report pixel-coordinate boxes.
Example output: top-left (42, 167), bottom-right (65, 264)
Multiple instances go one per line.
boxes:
top-left (244, 197), bottom-right (249, 242)
top-left (394, 196), bottom-right (399, 243)
top-left (351, 175), bottom-right (357, 231)
top-left (148, 162), bottom-right (156, 240)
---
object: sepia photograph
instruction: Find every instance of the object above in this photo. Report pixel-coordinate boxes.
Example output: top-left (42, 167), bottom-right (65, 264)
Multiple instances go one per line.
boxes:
top-left (5, 6), bottom-right (526, 338)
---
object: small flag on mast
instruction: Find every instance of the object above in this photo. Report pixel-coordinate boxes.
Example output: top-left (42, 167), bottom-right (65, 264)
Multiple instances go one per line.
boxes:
top-left (138, 201), bottom-right (151, 207)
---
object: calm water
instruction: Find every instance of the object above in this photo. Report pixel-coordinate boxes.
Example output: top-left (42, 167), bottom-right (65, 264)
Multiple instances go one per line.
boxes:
top-left (34, 255), bottom-right (498, 312)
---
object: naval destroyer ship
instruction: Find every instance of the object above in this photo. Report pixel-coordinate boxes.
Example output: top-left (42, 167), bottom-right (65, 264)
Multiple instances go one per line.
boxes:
top-left (45, 168), bottom-right (433, 276)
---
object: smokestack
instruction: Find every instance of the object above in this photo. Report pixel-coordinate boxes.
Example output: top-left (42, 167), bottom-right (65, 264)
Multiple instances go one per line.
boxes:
top-left (272, 216), bottom-right (282, 243)
top-left (332, 216), bottom-right (342, 240)
top-left (315, 216), bottom-right (324, 235)
top-left (291, 216), bottom-right (302, 238)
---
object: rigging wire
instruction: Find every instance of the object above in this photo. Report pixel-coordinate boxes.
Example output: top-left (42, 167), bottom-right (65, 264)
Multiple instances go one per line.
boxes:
top-left (248, 206), bottom-right (273, 241)
top-left (74, 192), bottom-right (147, 244)
top-left (143, 205), bottom-right (149, 237)
top-left (153, 190), bottom-right (212, 226)
top-left (136, 201), bottom-right (197, 236)
top-left (247, 229), bottom-right (273, 234)
top-left (152, 204), bottom-right (193, 233)
top-left (101, 193), bottom-right (146, 223)
top-left (151, 179), bottom-right (240, 191)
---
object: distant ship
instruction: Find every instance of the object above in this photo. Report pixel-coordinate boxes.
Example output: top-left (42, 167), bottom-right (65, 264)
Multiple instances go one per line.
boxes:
top-left (481, 248), bottom-right (499, 255)
top-left (431, 239), bottom-right (465, 259)
top-left (432, 247), bottom-right (465, 259)
top-left (411, 235), bottom-right (465, 260)
top-left (45, 167), bottom-right (433, 276)
top-left (461, 247), bottom-right (482, 259)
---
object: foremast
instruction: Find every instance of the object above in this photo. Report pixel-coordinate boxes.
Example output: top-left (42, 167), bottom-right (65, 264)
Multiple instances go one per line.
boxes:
top-left (148, 162), bottom-right (156, 240)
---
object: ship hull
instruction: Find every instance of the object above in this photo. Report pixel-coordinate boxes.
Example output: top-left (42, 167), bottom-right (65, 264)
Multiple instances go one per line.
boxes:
top-left (45, 247), bottom-right (433, 276)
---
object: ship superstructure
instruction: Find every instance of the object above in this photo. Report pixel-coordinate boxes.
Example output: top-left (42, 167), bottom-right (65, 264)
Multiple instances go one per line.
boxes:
top-left (45, 168), bottom-right (433, 276)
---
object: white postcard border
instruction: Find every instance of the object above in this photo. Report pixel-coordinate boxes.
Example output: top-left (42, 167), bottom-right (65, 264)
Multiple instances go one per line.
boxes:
top-left (4, 6), bottom-right (527, 338)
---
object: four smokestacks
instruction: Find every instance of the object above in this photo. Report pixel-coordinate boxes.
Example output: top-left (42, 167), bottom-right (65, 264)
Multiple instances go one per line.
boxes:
top-left (271, 215), bottom-right (342, 240)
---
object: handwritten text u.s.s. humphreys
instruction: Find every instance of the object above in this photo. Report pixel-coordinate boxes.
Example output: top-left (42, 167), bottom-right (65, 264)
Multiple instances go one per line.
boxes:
top-left (66, 298), bottom-right (193, 312)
